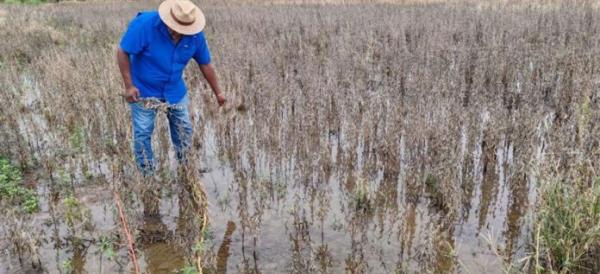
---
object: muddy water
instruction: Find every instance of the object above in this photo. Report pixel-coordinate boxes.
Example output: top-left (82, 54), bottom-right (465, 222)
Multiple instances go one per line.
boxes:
top-left (1, 108), bottom-right (547, 274)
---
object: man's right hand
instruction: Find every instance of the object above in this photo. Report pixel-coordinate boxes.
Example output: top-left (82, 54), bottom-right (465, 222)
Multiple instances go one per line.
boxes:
top-left (123, 86), bottom-right (140, 103)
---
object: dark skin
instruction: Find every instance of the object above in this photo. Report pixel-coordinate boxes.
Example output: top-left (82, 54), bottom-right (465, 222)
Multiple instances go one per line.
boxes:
top-left (117, 27), bottom-right (226, 106)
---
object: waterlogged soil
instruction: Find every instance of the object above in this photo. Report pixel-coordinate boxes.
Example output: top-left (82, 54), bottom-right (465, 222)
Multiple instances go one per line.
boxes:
top-left (4, 2), bottom-right (594, 272)
top-left (1, 111), bottom-right (545, 274)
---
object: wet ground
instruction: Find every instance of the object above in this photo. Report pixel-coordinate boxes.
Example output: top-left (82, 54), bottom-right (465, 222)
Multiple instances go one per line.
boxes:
top-left (1, 108), bottom-right (547, 274)
top-left (2, 3), bottom-right (579, 272)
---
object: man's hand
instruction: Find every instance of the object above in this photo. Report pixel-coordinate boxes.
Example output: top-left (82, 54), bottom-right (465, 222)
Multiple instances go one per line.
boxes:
top-left (199, 64), bottom-right (226, 107)
top-left (123, 86), bottom-right (140, 103)
top-left (216, 93), bottom-right (226, 107)
top-left (117, 48), bottom-right (139, 103)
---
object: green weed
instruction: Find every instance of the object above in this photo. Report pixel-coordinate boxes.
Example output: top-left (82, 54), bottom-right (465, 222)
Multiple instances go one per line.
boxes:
top-left (64, 194), bottom-right (83, 228)
top-left (62, 258), bottom-right (73, 272)
top-left (352, 178), bottom-right (372, 212)
top-left (98, 235), bottom-right (116, 260)
top-left (0, 157), bottom-right (39, 213)
top-left (535, 177), bottom-right (600, 273)
top-left (69, 125), bottom-right (85, 153)
top-left (179, 264), bottom-right (200, 274)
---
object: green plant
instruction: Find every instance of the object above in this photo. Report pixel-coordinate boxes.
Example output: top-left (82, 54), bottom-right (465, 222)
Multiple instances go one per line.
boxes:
top-left (69, 125), bottom-right (85, 153)
top-left (56, 169), bottom-right (72, 193)
top-left (179, 264), bottom-right (200, 274)
top-left (98, 235), bottom-right (116, 260)
top-left (0, 157), bottom-right (39, 213)
top-left (352, 178), bottom-right (371, 212)
top-left (193, 225), bottom-right (214, 255)
top-left (535, 177), bottom-right (600, 273)
top-left (64, 194), bottom-right (82, 228)
top-left (201, 224), bottom-right (214, 241)
top-left (62, 258), bottom-right (73, 272)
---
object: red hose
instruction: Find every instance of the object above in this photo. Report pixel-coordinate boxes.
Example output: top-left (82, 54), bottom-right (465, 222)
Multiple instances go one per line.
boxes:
top-left (114, 191), bottom-right (141, 274)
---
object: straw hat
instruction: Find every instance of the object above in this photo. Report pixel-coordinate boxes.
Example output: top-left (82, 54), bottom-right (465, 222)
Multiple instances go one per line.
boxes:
top-left (158, 0), bottom-right (205, 35)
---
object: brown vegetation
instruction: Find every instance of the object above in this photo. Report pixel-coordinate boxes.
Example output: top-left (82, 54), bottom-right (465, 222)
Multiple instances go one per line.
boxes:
top-left (0, 0), bottom-right (599, 273)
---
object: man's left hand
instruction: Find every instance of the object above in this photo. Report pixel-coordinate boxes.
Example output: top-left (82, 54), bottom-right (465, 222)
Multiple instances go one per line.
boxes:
top-left (216, 94), bottom-right (226, 107)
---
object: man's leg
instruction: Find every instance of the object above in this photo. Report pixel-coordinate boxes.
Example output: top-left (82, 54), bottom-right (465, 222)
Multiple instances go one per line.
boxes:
top-left (167, 97), bottom-right (193, 164)
top-left (130, 102), bottom-right (157, 176)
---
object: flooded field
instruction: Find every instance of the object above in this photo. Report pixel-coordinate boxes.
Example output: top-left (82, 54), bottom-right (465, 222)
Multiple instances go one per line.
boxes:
top-left (1, 1), bottom-right (600, 273)
top-left (1, 111), bottom-right (547, 273)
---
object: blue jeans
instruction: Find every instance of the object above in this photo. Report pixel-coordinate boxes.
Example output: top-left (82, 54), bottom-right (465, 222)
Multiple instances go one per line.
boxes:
top-left (129, 95), bottom-right (193, 175)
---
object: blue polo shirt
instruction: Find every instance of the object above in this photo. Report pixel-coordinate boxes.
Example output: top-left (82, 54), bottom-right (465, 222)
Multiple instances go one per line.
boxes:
top-left (120, 11), bottom-right (211, 104)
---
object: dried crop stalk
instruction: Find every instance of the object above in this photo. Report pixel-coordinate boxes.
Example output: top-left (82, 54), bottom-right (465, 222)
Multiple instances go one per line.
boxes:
top-left (180, 165), bottom-right (210, 273)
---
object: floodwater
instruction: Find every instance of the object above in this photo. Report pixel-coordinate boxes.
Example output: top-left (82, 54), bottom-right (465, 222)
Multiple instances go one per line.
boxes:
top-left (1, 105), bottom-right (551, 274)
top-left (0, 71), bottom-right (558, 274)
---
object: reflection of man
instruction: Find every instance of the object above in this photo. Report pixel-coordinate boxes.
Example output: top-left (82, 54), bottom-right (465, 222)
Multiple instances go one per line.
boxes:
top-left (116, 0), bottom-right (225, 175)
top-left (216, 221), bottom-right (236, 273)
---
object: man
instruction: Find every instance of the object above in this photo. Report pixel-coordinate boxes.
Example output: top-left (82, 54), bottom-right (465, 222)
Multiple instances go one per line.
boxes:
top-left (117, 0), bottom-right (225, 175)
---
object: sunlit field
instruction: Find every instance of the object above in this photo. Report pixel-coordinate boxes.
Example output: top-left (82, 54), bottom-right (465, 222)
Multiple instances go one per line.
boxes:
top-left (1, 0), bottom-right (599, 273)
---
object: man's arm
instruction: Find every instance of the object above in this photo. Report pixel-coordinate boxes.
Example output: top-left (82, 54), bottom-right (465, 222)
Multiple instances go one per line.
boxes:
top-left (116, 48), bottom-right (140, 103)
top-left (199, 63), bottom-right (226, 106)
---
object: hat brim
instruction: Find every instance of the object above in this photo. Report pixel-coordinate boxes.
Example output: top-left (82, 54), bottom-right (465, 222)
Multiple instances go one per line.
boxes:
top-left (158, 0), bottom-right (206, 35)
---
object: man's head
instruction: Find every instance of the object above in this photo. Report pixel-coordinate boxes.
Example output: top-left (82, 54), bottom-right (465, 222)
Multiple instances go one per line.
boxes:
top-left (158, 0), bottom-right (205, 35)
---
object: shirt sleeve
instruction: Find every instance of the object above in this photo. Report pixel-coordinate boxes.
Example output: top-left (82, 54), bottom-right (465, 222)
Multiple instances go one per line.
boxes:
top-left (193, 32), bottom-right (212, 65)
top-left (119, 13), bottom-right (147, 55)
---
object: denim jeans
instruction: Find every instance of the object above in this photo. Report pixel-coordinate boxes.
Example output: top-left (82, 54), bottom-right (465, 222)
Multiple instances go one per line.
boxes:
top-left (129, 95), bottom-right (192, 175)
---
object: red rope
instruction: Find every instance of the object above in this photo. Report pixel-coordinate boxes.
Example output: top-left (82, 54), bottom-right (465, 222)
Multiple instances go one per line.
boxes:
top-left (113, 191), bottom-right (141, 274)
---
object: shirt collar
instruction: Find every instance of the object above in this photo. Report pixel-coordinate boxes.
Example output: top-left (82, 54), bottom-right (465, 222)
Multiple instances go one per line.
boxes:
top-left (153, 15), bottom-right (162, 28)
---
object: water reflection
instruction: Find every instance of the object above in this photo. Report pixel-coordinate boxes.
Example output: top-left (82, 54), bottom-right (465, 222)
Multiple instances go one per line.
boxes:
top-left (216, 221), bottom-right (236, 274)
